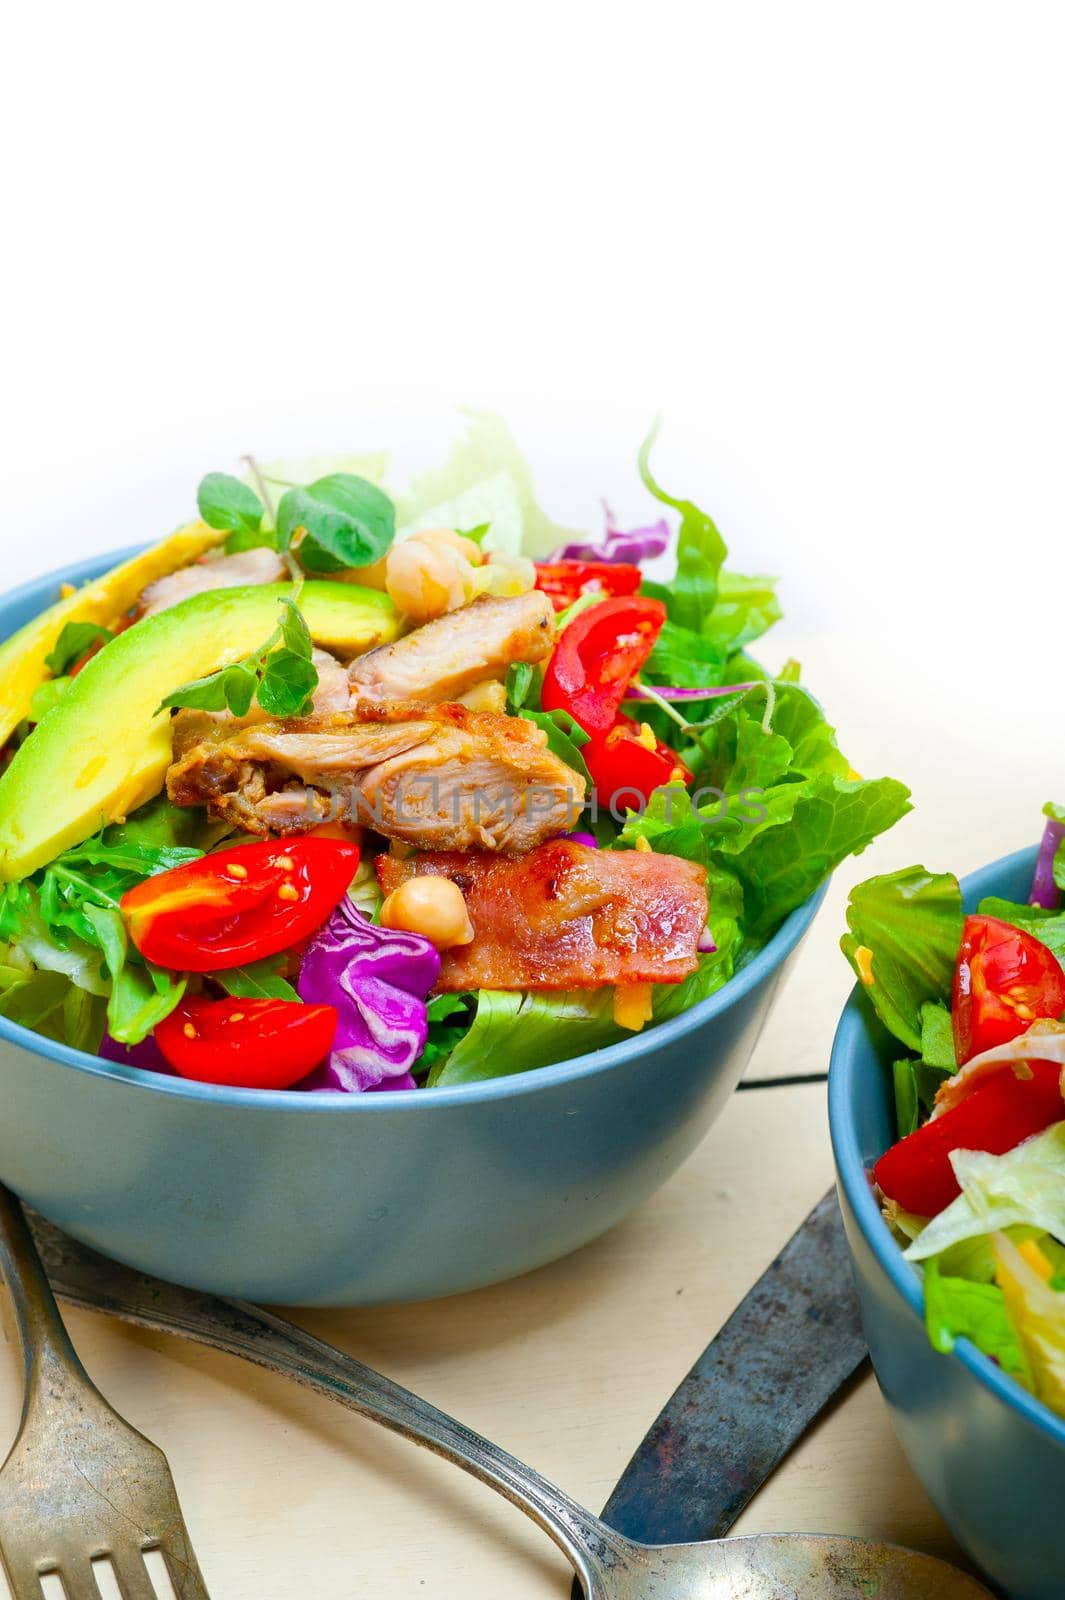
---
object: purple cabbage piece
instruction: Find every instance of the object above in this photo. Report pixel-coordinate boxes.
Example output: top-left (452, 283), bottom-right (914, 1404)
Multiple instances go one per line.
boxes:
top-left (548, 502), bottom-right (674, 565)
top-left (1030, 816), bottom-right (1065, 910)
top-left (297, 896), bottom-right (440, 1093)
top-left (561, 830), bottom-right (599, 849)
top-left (99, 1031), bottom-right (175, 1076)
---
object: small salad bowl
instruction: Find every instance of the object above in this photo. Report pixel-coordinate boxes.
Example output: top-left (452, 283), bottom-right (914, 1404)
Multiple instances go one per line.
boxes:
top-left (0, 553), bottom-right (827, 1307)
top-left (830, 844), bottom-right (1065, 1600)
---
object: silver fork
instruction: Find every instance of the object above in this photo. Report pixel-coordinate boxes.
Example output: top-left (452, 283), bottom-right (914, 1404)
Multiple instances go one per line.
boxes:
top-left (0, 1187), bottom-right (209, 1600)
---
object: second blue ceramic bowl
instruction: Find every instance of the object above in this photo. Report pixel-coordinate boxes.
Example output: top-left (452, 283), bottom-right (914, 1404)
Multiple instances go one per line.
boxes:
top-left (0, 549), bottom-right (827, 1306)
top-left (830, 845), bottom-right (1065, 1600)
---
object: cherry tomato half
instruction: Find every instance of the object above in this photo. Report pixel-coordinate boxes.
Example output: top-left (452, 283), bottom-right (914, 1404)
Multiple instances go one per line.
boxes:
top-left (534, 561), bottom-right (642, 612)
top-left (874, 1059), bottom-right (1065, 1216)
top-left (155, 996), bottom-right (337, 1089)
top-left (584, 717), bottom-right (691, 813)
top-left (541, 596), bottom-right (666, 737)
top-left (952, 914), bottom-right (1065, 1064)
top-left (121, 836), bottom-right (360, 973)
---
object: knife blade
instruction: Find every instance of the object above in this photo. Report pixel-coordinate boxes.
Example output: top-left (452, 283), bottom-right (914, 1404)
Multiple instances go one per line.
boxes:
top-left (593, 1188), bottom-right (868, 1549)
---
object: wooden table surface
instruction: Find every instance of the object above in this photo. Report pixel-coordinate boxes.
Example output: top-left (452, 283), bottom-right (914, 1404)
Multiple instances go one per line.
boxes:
top-left (0, 623), bottom-right (1050, 1598)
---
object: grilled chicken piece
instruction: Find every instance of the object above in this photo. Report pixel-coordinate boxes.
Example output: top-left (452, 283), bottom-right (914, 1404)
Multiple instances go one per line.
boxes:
top-left (309, 648), bottom-right (352, 713)
top-left (347, 591), bottom-right (555, 704)
top-left (167, 700), bottom-right (585, 850)
top-left (139, 547), bottom-right (287, 617)
top-left (376, 841), bottom-right (708, 991)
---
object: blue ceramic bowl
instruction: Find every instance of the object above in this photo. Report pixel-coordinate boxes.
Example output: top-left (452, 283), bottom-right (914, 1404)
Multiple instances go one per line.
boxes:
top-left (0, 549), bottom-right (827, 1306)
top-left (831, 846), bottom-right (1065, 1600)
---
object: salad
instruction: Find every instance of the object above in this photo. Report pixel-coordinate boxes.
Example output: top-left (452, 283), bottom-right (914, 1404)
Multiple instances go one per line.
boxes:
top-left (842, 805), bottom-right (1065, 1420)
top-left (0, 412), bottom-right (909, 1093)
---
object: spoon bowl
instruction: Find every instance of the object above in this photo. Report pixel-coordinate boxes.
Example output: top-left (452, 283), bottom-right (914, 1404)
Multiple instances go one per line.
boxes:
top-left (578, 1530), bottom-right (991, 1598)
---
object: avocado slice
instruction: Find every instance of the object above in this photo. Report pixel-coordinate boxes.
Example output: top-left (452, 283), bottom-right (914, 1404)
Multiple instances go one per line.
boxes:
top-left (0, 581), bottom-right (398, 881)
top-left (0, 521), bottom-right (229, 748)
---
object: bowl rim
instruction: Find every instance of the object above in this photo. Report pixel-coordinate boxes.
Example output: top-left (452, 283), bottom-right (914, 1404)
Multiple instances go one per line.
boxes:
top-left (829, 842), bottom-right (1065, 1450)
top-left (0, 544), bottom-right (830, 1114)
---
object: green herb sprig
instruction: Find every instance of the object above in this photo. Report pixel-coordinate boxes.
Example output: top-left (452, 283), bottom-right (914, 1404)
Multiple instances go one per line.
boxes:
top-left (160, 596), bottom-right (319, 720)
top-left (196, 467), bottom-right (397, 573)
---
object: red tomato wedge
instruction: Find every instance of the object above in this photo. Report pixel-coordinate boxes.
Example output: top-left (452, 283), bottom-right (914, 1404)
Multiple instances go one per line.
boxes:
top-left (541, 596), bottom-right (666, 737)
top-left (534, 561), bottom-right (642, 611)
top-left (874, 1059), bottom-right (1065, 1216)
top-left (584, 716), bottom-right (691, 812)
top-left (121, 837), bottom-right (359, 973)
top-left (952, 914), bottom-right (1065, 1064)
top-left (155, 996), bottom-right (337, 1089)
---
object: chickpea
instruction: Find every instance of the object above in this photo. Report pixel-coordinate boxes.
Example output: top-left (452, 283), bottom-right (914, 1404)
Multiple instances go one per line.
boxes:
top-left (380, 875), bottom-right (475, 950)
top-left (385, 537), bottom-right (461, 620)
top-left (411, 527), bottom-right (483, 566)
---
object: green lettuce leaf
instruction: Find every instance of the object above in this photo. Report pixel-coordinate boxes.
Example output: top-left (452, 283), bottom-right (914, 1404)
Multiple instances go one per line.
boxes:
top-left (620, 683), bottom-right (909, 944)
top-left (841, 868), bottom-right (964, 1053)
top-left (923, 1258), bottom-right (1033, 1387)
top-left (429, 987), bottom-right (621, 1086)
top-left (920, 1000), bottom-right (957, 1070)
top-left (83, 904), bottom-right (186, 1046)
top-left (395, 409), bottom-right (580, 558)
top-left (717, 774), bottom-right (911, 943)
top-left (637, 424), bottom-right (726, 630)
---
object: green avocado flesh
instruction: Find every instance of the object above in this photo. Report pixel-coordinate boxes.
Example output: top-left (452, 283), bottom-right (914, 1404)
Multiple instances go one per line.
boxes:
top-left (0, 581), bottom-right (398, 881)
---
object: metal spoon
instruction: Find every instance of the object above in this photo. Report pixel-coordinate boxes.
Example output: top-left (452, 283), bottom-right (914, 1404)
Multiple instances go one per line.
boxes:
top-left (30, 1213), bottom-right (992, 1599)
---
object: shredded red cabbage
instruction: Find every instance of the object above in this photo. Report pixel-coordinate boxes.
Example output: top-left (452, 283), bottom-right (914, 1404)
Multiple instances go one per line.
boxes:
top-left (562, 830), bottom-right (599, 849)
top-left (99, 1031), bottom-right (174, 1075)
top-left (625, 681), bottom-right (760, 704)
top-left (697, 927), bottom-right (718, 953)
top-left (297, 897), bottom-right (440, 1092)
top-left (1030, 816), bottom-right (1065, 910)
top-left (549, 502), bottom-right (673, 565)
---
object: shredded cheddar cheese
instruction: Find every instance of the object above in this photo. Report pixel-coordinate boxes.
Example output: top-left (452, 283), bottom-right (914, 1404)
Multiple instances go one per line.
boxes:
top-left (613, 982), bottom-right (654, 1031)
top-left (1017, 1239), bottom-right (1055, 1283)
top-left (854, 944), bottom-right (875, 986)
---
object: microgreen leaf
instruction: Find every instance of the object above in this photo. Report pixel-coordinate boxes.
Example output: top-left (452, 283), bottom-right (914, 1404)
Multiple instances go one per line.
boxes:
top-left (197, 472), bottom-right (264, 536)
top-left (278, 596), bottom-right (313, 658)
top-left (45, 622), bottom-right (114, 676)
top-left (160, 599), bottom-right (319, 719)
top-left (277, 473), bottom-right (396, 572)
top-left (256, 651), bottom-right (319, 718)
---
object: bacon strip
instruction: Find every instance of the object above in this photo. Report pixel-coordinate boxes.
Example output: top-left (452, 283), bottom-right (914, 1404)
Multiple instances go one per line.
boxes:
top-left (376, 840), bottom-right (708, 992)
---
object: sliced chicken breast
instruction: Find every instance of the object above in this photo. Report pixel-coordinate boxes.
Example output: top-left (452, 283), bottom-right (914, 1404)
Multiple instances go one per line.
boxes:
top-left (139, 547), bottom-right (287, 617)
top-left (347, 591), bottom-right (555, 704)
top-left (167, 700), bottom-right (585, 851)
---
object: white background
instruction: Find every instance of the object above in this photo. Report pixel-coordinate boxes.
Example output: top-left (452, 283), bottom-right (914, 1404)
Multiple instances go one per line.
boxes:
top-left (1, 7), bottom-right (1063, 1594)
